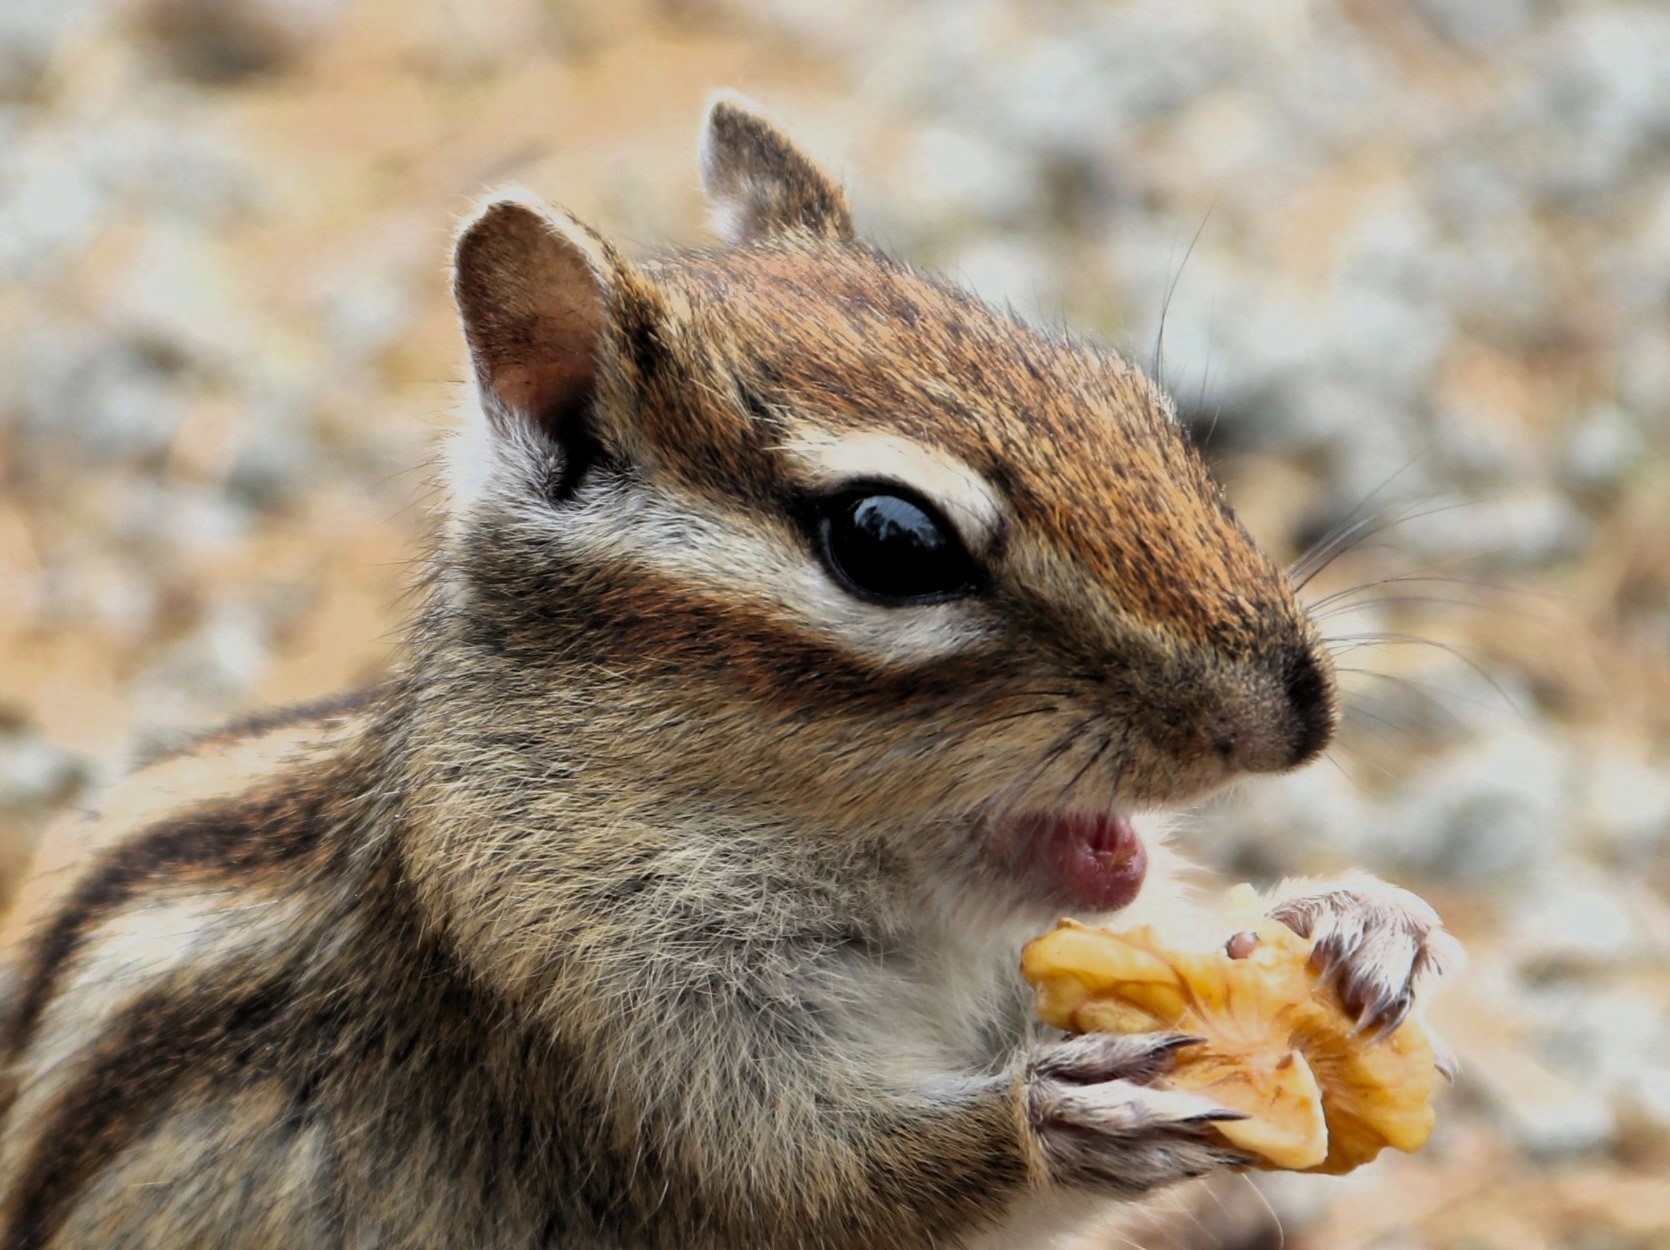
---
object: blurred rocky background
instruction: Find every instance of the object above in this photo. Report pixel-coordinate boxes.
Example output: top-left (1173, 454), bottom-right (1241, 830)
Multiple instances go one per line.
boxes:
top-left (1, 0), bottom-right (1666, 1246)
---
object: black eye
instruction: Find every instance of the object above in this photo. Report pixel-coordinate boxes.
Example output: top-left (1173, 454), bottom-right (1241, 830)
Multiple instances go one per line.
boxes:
top-left (815, 489), bottom-right (981, 604)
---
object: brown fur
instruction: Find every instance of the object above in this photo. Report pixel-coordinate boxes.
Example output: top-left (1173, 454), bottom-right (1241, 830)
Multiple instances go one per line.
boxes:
top-left (0, 96), bottom-right (1450, 1250)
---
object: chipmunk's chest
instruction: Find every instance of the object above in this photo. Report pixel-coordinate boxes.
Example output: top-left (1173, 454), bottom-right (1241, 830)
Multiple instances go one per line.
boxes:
top-left (828, 922), bottom-right (1038, 1076)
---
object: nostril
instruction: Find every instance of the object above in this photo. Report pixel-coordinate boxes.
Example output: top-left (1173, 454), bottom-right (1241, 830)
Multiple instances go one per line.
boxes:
top-left (1285, 650), bottom-right (1325, 715)
top-left (1284, 649), bottom-right (1335, 764)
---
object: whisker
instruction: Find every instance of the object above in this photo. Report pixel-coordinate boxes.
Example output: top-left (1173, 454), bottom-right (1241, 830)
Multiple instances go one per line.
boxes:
top-left (1311, 592), bottom-right (1516, 622)
top-left (1320, 748), bottom-right (1383, 787)
top-left (1333, 665), bottom-right (1481, 721)
top-left (1234, 1173), bottom-right (1286, 1250)
top-left (998, 719), bottom-right (1096, 873)
top-left (1292, 497), bottom-right (1477, 593)
top-left (946, 821), bottom-right (990, 882)
top-left (1324, 633), bottom-right (1523, 718)
top-left (1193, 343), bottom-right (1223, 453)
top-left (959, 738), bottom-right (1066, 876)
top-left (942, 695), bottom-right (1105, 877)
top-left (1055, 731), bottom-right (1114, 809)
top-left (1332, 731), bottom-right (1402, 782)
top-left (1341, 704), bottom-right (1419, 745)
top-left (1288, 449), bottom-right (1433, 579)
top-left (1152, 200), bottom-right (1218, 392)
top-left (1304, 569), bottom-right (1532, 613)
top-left (956, 704), bottom-right (1064, 733)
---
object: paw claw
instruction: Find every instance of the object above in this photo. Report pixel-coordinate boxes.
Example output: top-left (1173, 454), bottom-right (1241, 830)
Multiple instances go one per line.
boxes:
top-left (1269, 877), bottom-right (1456, 1037)
top-left (1193, 1108), bottom-right (1250, 1123)
top-left (1028, 1031), bottom-right (1205, 1086)
top-left (1433, 1038), bottom-right (1460, 1083)
top-left (1027, 1073), bottom-right (1250, 1195)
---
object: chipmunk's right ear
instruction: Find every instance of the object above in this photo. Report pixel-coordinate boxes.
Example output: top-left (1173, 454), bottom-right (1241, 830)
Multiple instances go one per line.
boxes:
top-left (452, 190), bottom-right (626, 470)
top-left (700, 92), bottom-right (855, 245)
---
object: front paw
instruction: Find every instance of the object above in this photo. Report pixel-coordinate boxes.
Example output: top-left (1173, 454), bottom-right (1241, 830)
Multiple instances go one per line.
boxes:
top-left (1266, 873), bottom-right (1462, 1037)
top-left (1023, 1034), bottom-right (1252, 1197)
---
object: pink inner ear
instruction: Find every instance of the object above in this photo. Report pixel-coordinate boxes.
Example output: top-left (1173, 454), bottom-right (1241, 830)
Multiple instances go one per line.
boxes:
top-left (455, 198), bottom-right (610, 442)
top-left (490, 358), bottom-right (590, 423)
top-left (484, 313), bottom-right (598, 439)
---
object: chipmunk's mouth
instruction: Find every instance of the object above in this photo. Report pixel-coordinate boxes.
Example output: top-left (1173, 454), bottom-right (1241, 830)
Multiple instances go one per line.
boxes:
top-left (999, 811), bottom-right (1148, 913)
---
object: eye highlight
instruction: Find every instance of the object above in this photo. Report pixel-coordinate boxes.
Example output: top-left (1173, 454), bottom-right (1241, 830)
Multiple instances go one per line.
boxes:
top-left (814, 488), bottom-right (982, 605)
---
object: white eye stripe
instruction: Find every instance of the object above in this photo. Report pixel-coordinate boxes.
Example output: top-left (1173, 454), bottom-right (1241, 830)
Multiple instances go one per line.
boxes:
top-left (775, 430), bottom-right (1003, 555)
top-left (539, 482), bottom-right (992, 667)
top-left (448, 402), bottom-right (996, 665)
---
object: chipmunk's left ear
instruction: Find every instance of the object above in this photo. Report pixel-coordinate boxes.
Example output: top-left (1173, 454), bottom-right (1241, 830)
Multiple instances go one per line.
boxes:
top-left (453, 189), bottom-right (613, 460)
top-left (453, 188), bottom-right (681, 489)
top-left (699, 91), bottom-right (855, 245)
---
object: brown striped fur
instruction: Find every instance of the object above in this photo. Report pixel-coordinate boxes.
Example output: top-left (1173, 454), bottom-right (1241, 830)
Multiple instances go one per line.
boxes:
top-left (0, 96), bottom-right (1449, 1250)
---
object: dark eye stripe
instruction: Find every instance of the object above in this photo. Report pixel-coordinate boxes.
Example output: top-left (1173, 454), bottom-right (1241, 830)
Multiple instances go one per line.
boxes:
top-left (815, 489), bottom-right (982, 605)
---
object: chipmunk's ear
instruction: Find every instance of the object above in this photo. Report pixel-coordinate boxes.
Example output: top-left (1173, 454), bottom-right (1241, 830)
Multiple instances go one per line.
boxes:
top-left (453, 189), bottom-right (628, 473)
top-left (699, 91), bottom-right (855, 245)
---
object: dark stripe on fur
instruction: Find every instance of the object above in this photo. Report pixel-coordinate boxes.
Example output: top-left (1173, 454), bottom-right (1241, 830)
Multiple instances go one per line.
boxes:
top-left (1, 970), bottom-right (293, 1250)
top-left (461, 533), bottom-right (1012, 716)
top-left (0, 784), bottom-right (338, 1116)
top-left (143, 686), bottom-right (383, 767)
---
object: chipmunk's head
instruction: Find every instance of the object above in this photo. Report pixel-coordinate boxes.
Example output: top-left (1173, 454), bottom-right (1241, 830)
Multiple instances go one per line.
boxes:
top-left (437, 94), bottom-right (1336, 921)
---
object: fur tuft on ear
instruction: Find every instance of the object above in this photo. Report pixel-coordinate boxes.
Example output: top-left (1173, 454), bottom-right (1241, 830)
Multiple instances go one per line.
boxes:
top-left (699, 91), bottom-right (854, 246)
top-left (452, 189), bottom-right (616, 492)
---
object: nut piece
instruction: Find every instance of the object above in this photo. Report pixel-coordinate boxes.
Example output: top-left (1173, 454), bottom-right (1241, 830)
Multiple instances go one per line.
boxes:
top-left (1020, 893), bottom-right (1439, 1174)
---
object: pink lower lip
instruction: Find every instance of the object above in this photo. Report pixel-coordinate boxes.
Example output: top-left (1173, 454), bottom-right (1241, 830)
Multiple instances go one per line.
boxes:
top-left (1011, 811), bottom-right (1148, 912)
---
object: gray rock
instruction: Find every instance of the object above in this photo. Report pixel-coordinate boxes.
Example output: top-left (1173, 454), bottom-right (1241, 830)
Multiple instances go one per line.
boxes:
top-left (1524, 981), bottom-right (1670, 1136)
top-left (92, 114), bottom-right (257, 227)
top-left (134, 0), bottom-right (349, 84)
top-left (1617, 328), bottom-right (1670, 442)
top-left (903, 123), bottom-right (1043, 229)
top-left (1429, 210), bottom-right (1550, 340)
top-left (0, 135), bottom-right (105, 283)
top-left (0, 733), bottom-right (86, 812)
top-left (314, 245), bottom-right (422, 369)
top-left (114, 222), bottom-right (258, 368)
top-left (1510, 6), bottom-right (1670, 204)
top-left (12, 328), bottom-right (186, 466)
top-left (1507, 863), bottom-right (1660, 967)
top-left (1561, 404), bottom-right (1649, 496)
top-left (1392, 722), bottom-right (1568, 884)
top-left (1499, 1076), bottom-right (1618, 1160)
top-left (0, 0), bottom-right (127, 100)
top-left (1579, 750), bottom-right (1670, 859)
top-left (1411, 0), bottom-right (1535, 52)
top-left (1400, 488), bottom-right (1588, 569)
top-left (139, 599), bottom-right (272, 724)
top-left (116, 480), bottom-right (253, 556)
top-left (224, 404), bottom-right (317, 513)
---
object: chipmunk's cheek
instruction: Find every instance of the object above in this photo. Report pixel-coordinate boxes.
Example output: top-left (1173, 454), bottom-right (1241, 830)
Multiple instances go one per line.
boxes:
top-left (1016, 812), bottom-right (1148, 913)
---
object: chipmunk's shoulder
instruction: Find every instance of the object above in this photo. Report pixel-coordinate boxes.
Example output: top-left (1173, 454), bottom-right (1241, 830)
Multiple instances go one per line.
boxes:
top-left (0, 691), bottom-right (378, 958)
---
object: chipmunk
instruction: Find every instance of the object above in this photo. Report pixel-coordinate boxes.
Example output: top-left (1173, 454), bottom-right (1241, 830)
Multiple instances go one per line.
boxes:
top-left (0, 95), bottom-right (1455, 1250)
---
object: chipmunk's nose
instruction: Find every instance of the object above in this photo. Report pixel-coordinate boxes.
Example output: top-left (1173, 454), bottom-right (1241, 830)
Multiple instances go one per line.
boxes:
top-left (1282, 647), bottom-right (1335, 764)
top-left (1210, 647), bottom-right (1337, 775)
